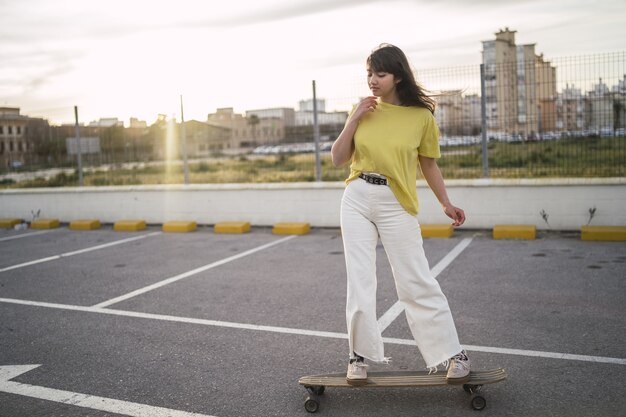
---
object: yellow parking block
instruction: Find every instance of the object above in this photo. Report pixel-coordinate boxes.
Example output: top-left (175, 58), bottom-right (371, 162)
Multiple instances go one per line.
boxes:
top-left (163, 221), bottom-right (197, 233)
top-left (581, 225), bottom-right (626, 241)
top-left (214, 222), bottom-right (251, 234)
top-left (31, 219), bottom-right (60, 229)
top-left (0, 218), bottom-right (22, 229)
top-left (493, 224), bottom-right (536, 240)
top-left (272, 222), bottom-right (310, 235)
top-left (70, 219), bottom-right (102, 230)
top-left (421, 224), bottom-right (454, 238)
top-left (114, 220), bottom-right (146, 232)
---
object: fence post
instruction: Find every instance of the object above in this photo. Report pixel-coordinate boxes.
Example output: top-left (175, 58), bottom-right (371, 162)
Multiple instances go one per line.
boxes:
top-left (480, 64), bottom-right (489, 177)
top-left (180, 95), bottom-right (189, 185)
top-left (312, 80), bottom-right (321, 182)
top-left (74, 105), bottom-right (84, 186)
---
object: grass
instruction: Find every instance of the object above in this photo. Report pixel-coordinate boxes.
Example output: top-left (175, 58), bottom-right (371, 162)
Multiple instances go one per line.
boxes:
top-left (2, 137), bottom-right (624, 188)
top-left (436, 137), bottom-right (625, 179)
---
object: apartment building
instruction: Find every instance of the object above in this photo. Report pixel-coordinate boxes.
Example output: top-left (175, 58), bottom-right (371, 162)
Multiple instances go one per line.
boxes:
top-left (482, 28), bottom-right (557, 137)
top-left (536, 54), bottom-right (558, 132)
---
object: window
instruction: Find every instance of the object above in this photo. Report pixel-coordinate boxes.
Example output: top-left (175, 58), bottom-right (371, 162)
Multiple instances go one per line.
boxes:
top-left (8, 126), bottom-right (12, 134)
top-left (0, 126), bottom-right (3, 134)
top-left (17, 126), bottom-right (21, 135)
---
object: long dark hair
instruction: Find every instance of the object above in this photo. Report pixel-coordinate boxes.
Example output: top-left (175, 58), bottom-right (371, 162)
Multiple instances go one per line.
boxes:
top-left (367, 44), bottom-right (436, 113)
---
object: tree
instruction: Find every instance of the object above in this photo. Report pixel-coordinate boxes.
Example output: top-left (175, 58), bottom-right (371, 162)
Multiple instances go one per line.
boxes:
top-left (247, 114), bottom-right (260, 145)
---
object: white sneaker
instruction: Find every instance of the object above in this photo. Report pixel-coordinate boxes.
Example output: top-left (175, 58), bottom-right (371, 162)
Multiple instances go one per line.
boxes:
top-left (446, 350), bottom-right (471, 384)
top-left (346, 361), bottom-right (368, 385)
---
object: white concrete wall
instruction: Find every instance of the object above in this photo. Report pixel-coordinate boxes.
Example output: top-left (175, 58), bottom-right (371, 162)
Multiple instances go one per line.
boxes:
top-left (1, 178), bottom-right (624, 230)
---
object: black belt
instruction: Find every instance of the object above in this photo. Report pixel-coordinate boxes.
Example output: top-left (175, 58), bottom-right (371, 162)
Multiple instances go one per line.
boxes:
top-left (359, 173), bottom-right (388, 186)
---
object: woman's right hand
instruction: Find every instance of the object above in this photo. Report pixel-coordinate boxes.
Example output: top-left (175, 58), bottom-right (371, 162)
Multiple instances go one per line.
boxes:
top-left (352, 96), bottom-right (378, 122)
top-left (331, 97), bottom-right (378, 167)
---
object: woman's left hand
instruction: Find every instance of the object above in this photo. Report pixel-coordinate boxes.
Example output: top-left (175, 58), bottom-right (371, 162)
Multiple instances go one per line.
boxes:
top-left (443, 205), bottom-right (466, 227)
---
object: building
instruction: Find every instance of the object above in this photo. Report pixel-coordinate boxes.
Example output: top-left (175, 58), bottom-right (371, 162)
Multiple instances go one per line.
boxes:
top-left (246, 108), bottom-right (295, 126)
top-left (129, 118), bottom-right (148, 129)
top-left (207, 107), bottom-right (288, 149)
top-left (294, 99), bottom-right (348, 127)
top-left (613, 75), bottom-right (626, 132)
top-left (151, 117), bottom-right (231, 160)
top-left (88, 118), bottom-right (124, 127)
top-left (183, 120), bottom-right (230, 156)
top-left (0, 107), bottom-right (45, 169)
top-left (280, 99), bottom-right (346, 143)
top-left (535, 54), bottom-right (558, 132)
top-left (434, 92), bottom-right (462, 136)
top-left (207, 99), bottom-right (351, 148)
top-left (462, 94), bottom-right (482, 136)
top-left (125, 118), bottom-right (151, 161)
top-left (298, 99), bottom-right (325, 112)
top-left (481, 28), bottom-right (557, 137)
top-left (434, 93), bottom-right (481, 137)
top-left (588, 78), bottom-right (617, 134)
top-left (557, 84), bottom-right (586, 132)
top-left (482, 28), bottom-right (518, 135)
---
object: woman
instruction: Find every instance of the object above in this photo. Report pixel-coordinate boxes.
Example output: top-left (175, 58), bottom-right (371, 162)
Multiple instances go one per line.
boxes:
top-left (331, 44), bottom-right (470, 384)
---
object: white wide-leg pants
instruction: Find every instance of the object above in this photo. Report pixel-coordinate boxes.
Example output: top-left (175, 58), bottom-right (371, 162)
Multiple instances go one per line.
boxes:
top-left (341, 178), bottom-right (462, 368)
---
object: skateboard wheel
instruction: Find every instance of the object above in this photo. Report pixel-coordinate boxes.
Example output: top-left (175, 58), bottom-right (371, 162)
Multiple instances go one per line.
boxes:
top-left (471, 395), bottom-right (486, 410)
top-left (304, 397), bottom-right (319, 413)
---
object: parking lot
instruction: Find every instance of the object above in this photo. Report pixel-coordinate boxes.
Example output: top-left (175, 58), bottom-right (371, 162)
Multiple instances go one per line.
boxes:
top-left (1, 225), bottom-right (625, 416)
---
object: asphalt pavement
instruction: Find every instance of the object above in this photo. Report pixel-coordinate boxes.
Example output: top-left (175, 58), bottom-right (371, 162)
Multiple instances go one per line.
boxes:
top-left (0, 226), bottom-right (624, 417)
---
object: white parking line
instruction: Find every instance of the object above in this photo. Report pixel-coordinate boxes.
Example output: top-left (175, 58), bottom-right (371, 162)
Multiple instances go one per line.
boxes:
top-left (0, 232), bottom-right (162, 273)
top-left (377, 237), bottom-right (473, 332)
top-left (1, 296), bottom-right (625, 366)
top-left (0, 230), bottom-right (57, 242)
top-left (92, 235), bottom-right (298, 308)
top-left (0, 364), bottom-right (216, 417)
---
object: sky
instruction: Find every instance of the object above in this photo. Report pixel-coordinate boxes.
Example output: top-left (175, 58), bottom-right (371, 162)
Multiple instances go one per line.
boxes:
top-left (1, 0), bottom-right (625, 126)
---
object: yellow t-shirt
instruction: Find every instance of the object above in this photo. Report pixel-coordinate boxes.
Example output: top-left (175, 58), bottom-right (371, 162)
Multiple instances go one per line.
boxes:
top-left (346, 101), bottom-right (441, 215)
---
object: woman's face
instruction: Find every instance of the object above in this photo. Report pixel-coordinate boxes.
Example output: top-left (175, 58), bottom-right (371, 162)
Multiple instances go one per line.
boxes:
top-left (367, 67), bottom-right (399, 101)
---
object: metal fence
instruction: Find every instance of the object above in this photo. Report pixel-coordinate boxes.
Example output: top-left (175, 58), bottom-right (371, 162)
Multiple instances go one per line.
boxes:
top-left (424, 52), bottom-right (626, 179)
top-left (0, 52), bottom-right (624, 187)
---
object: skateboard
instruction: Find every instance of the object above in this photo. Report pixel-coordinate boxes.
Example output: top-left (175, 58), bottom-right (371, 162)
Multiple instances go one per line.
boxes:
top-left (298, 368), bottom-right (506, 413)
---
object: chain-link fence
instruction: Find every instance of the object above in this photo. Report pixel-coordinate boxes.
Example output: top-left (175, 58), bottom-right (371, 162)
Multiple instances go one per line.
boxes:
top-left (1, 52), bottom-right (624, 187)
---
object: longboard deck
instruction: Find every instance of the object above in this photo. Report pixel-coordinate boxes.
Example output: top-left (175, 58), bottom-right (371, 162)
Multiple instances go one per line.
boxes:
top-left (299, 368), bottom-right (506, 388)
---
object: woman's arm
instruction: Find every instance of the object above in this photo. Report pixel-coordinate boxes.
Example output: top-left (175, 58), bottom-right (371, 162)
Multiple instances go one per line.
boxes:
top-left (331, 96), bottom-right (378, 167)
top-left (418, 155), bottom-right (466, 226)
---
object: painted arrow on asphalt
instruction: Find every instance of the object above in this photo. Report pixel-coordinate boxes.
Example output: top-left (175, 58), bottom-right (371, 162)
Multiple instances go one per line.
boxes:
top-left (0, 365), bottom-right (216, 417)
